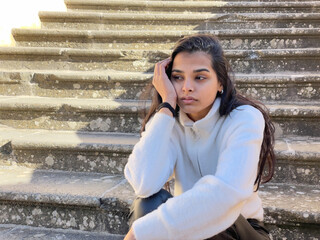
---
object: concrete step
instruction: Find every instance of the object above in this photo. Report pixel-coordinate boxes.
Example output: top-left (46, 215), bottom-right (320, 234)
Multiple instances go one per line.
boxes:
top-left (271, 137), bottom-right (320, 186)
top-left (64, 0), bottom-right (320, 13)
top-left (235, 73), bottom-right (320, 102)
top-left (0, 96), bottom-right (144, 133)
top-left (0, 96), bottom-right (319, 137)
top-left (39, 11), bottom-right (320, 30)
top-left (0, 127), bottom-right (319, 186)
top-left (0, 70), bottom-right (153, 100)
top-left (0, 224), bottom-right (123, 240)
top-left (1, 70), bottom-right (319, 102)
top-left (0, 127), bottom-right (138, 175)
top-left (0, 165), bottom-right (132, 235)
top-left (268, 103), bottom-right (320, 138)
top-left (0, 165), bottom-right (319, 238)
top-left (148, 0), bottom-right (320, 1)
top-left (260, 183), bottom-right (320, 239)
top-left (12, 28), bottom-right (320, 50)
top-left (0, 47), bottom-right (129, 72)
top-left (0, 47), bottom-right (319, 73)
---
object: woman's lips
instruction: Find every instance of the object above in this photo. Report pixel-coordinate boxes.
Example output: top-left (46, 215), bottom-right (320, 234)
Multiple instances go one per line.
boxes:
top-left (181, 97), bottom-right (197, 104)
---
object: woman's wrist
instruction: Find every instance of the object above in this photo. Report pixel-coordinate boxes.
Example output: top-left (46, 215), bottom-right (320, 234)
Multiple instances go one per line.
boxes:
top-left (162, 98), bottom-right (176, 109)
top-left (159, 107), bottom-right (175, 117)
top-left (157, 101), bottom-right (177, 117)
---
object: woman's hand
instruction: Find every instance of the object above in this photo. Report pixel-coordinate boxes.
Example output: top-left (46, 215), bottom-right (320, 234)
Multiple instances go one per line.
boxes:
top-left (124, 228), bottom-right (136, 240)
top-left (152, 57), bottom-right (177, 108)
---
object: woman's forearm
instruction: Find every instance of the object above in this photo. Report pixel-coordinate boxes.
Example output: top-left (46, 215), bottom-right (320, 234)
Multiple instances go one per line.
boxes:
top-left (124, 112), bottom-right (177, 197)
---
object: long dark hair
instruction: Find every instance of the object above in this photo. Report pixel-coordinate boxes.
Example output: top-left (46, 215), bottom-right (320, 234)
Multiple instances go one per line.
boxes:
top-left (141, 34), bottom-right (275, 190)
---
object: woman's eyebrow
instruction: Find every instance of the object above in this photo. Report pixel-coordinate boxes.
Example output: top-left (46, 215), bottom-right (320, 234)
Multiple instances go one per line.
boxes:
top-left (194, 68), bottom-right (210, 73)
top-left (172, 68), bottom-right (210, 73)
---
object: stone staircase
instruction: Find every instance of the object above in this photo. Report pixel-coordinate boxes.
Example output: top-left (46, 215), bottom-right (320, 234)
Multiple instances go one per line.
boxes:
top-left (0, 0), bottom-right (319, 239)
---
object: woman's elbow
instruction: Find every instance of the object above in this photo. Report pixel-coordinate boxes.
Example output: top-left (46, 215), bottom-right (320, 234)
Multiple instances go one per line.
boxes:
top-left (124, 168), bottom-right (161, 198)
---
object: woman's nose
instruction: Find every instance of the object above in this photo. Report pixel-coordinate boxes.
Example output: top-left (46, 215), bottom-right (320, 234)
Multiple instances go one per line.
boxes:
top-left (182, 79), bottom-right (194, 92)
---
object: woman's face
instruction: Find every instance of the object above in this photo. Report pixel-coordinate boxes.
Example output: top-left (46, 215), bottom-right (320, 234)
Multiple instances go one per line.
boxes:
top-left (171, 51), bottom-right (222, 122)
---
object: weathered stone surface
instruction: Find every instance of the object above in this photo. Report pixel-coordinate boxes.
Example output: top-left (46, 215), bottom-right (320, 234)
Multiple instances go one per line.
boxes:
top-left (260, 183), bottom-right (320, 239)
top-left (0, 110), bottom-right (141, 133)
top-left (1, 128), bottom-right (319, 185)
top-left (0, 166), bottom-right (121, 203)
top-left (0, 224), bottom-right (124, 240)
top-left (0, 201), bottom-right (128, 234)
top-left (0, 166), bottom-right (319, 237)
top-left (235, 74), bottom-right (320, 102)
top-left (13, 28), bottom-right (320, 50)
top-left (1, 70), bottom-right (319, 102)
top-left (64, 0), bottom-right (320, 14)
top-left (0, 97), bottom-right (319, 137)
top-left (0, 46), bottom-right (165, 72)
top-left (0, 69), bottom-right (152, 99)
top-left (228, 48), bottom-right (320, 73)
top-left (147, 0), bottom-right (318, 1)
top-left (272, 138), bottom-right (320, 186)
top-left (272, 137), bottom-right (320, 185)
top-left (30, 70), bottom-right (152, 100)
top-left (260, 183), bottom-right (320, 225)
top-left (266, 224), bottom-right (320, 240)
top-left (39, 12), bottom-right (320, 30)
top-left (0, 47), bottom-right (319, 73)
top-left (0, 166), bottom-right (131, 234)
top-left (0, 71), bottom-right (34, 97)
top-left (269, 104), bottom-right (320, 137)
top-left (0, 96), bottom-right (146, 132)
top-left (0, 127), bottom-right (137, 174)
top-left (272, 157), bottom-right (319, 186)
top-left (8, 149), bottom-right (130, 175)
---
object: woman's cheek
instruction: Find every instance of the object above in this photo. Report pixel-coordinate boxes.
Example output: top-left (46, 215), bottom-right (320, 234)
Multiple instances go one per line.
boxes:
top-left (172, 81), bottom-right (180, 93)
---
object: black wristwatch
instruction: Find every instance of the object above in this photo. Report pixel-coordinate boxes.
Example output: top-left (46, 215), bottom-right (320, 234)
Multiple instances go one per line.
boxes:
top-left (156, 102), bottom-right (177, 117)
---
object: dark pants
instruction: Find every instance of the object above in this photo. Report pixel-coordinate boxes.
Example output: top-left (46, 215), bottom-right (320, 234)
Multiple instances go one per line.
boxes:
top-left (128, 189), bottom-right (270, 240)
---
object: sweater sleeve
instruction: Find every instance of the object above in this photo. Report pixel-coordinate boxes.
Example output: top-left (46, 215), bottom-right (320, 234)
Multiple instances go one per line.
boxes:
top-left (124, 112), bottom-right (177, 198)
top-left (132, 106), bottom-right (265, 240)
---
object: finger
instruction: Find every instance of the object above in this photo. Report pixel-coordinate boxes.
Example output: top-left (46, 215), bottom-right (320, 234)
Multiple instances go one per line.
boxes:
top-left (153, 61), bottom-right (161, 76)
top-left (158, 57), bottom-right (171, 66)
top-left (153, 62), bottom-right (161, 84)
top-left (159, 59), bottom-right (171, 72)
top-left (153, 58), bottom-right (171, 84)
top-left (160, 57), bottom-right (171, 65)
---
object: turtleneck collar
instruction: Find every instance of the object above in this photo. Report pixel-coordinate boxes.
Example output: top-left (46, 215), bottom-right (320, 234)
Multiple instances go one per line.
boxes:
top-left (179, 97), bottom-right (222, 134)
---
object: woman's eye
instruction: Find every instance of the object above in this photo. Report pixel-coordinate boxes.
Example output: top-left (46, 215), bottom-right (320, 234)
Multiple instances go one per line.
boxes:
top-left (196, 76), bottom-right (206, 80)
top-left (172, 75), bottom-right (183, 81)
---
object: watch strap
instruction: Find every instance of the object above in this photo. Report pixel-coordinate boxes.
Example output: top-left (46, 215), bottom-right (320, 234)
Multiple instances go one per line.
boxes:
top-left (156, 102), bottom-right (176, 117)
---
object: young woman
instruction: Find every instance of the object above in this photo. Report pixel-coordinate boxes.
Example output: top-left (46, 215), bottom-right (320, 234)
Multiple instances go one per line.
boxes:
top-left (124, 34), bottom-right (275, 240)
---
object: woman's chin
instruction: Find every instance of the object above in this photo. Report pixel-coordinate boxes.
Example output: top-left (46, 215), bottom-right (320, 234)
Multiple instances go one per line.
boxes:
top-left (178, 104), bottom-right (196, 114)
top-left (179, 106), bottom-right (200, 119)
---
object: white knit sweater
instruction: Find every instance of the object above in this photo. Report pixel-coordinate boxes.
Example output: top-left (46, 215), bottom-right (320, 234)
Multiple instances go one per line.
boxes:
top-left (124, 98), bottom-right (265, 240)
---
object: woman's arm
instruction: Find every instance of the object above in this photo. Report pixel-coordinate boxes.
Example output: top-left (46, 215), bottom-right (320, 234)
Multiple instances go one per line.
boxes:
top-left (125, 58), bottom-right (178, 198)
top-left (124, 112), bottom-right (177, 198)
top-left (131, 106), bottom-right (265, 240)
